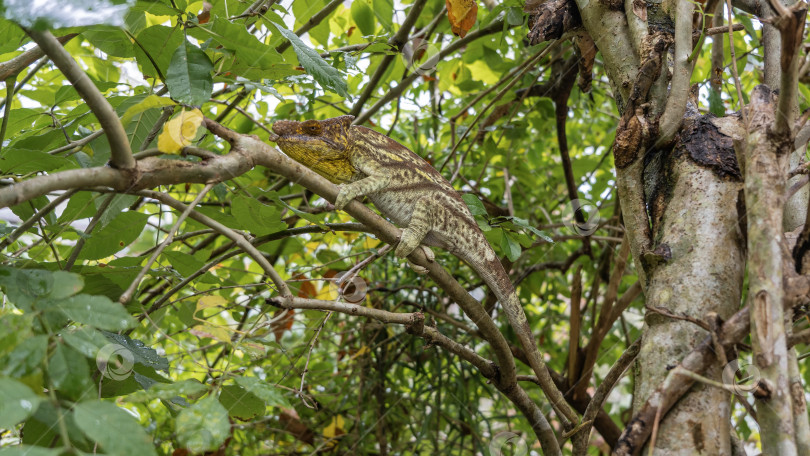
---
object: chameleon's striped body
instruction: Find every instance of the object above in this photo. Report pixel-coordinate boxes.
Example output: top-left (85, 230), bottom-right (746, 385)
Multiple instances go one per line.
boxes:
top-left (271, 116), bottom-right (548, 387)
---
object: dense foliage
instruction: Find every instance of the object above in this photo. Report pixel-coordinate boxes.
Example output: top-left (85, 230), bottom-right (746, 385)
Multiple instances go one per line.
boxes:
top-left (0, 0), bottom-right (805, 454)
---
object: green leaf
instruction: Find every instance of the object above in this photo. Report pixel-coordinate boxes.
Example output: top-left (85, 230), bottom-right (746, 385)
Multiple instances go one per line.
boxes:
top-left (124, 379), bottom-right (208, 402)
top-left (73, 401), bottom-right (157, 456)
top-left (738, 14), bottom-right (759, 46)
top-left (234, 376), bottom-right (291, 408)
top-left (83, 26), bottom-right (136, 58)
top-left (55, 294), bottom-right (137, 331)
top-left (0, 148), bottom-right (72, 174)
top-left (372, 0), bottom-right (394, 32)
top-left (511, 217), bottom-right (553, 242)
top-left (273, 23), bottom-right (349, 98)
top-left (0, 378), bottom-right (43, 429)
top-left (0, 18), bottom-right (26, 54)
top-left (500, 230), bottom-right (522, 262)
top-left (62, 327), bottom-right (112, 358)
top-left (133, 25), bottom-right (185, 79)
top-left (219, 384), bottom-right (264, 420)
top-left (176, 396), bottom-right (230, 452)
top-left (351, 0), bottom-right (376, 36)
top-left (0, 446), bottom-right (64, 456)
top-left (103, 332), bottom-right (170, 372)
top-left (190, 18), bottom-right (293, 80)
top-left (49, 271), bottom-right (85, 299)
top-left (162, 250), bottom-right (205, 277)
top-left (97, 194), bottom-right (139, 228)
top-left (77, 211), bottom-right (148, 260)
top-left (166, 41), bottom-right (214, 106)
top-left (0, 267), bottom-right (53, 309)
top-left (48, 343), bottom-right (93, 399)
top-left (506, 7), bottom-right (524, 26)
top-left (266, 191), bottom-right (327, 226)
top-left (1, 335), bottom-right (48, 378)
top-left (231, 195), bottom-right (287, 235)
top-left (461, 193), bottom-right (487, 216)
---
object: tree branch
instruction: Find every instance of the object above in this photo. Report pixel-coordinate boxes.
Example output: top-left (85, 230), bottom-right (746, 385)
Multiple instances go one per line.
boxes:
top-left (354, 19), bottom-right (505, 125)
top-left (653, 0), bottom-right (695, 147)
top-left (349, 0), bottom-right (428, 116)
top-left (25, 29), bottom-right (135, 169)
top-left (0, 33), bottom-right (76, 80)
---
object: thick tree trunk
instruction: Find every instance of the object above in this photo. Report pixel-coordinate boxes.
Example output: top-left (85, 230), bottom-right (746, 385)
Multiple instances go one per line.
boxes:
top-left (632, 117), bottom-right (746, 455)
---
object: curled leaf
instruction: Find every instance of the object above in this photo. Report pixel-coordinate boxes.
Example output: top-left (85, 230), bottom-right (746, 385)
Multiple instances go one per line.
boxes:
top-left (157, 108), bottom-right (204, 154)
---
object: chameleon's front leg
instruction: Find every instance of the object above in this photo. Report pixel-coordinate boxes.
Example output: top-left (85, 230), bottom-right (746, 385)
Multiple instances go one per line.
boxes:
top-left (333, 175), bottom-right (390, 210)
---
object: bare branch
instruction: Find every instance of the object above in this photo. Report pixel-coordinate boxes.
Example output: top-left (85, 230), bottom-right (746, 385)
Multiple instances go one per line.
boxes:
top-left (0, 33), bottom-right (76, 80)
top-left (275, 0), bottom-right (343, 54)
top-left (654, 0), bottom-right (695, 147)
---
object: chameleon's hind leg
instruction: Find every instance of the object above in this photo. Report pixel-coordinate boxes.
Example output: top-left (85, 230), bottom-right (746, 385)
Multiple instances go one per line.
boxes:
top-left (395, 196), bottom-right (436, 274)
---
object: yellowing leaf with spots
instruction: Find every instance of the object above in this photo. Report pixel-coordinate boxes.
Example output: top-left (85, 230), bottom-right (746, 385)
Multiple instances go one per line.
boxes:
top-left (157, 108), bottom-right (203, 153)
top-left (197, 295), bottom-right (227, 310)
top-left (189, 325), bottom-right (232, 343)
top-left (446, 0), bottom-right (477, 38)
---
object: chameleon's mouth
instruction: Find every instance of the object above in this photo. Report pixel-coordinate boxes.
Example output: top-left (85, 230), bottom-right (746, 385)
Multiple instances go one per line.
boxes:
top-left (270, 120), bottom-right (298, 138)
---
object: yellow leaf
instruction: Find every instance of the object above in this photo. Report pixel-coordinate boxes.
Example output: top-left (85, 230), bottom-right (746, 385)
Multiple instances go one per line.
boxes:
top-left (349, 345), bottom-right (370, 360)
top-left (189, 325), bottom-right (232, 343)
top-left (157, 108), bottom-right (203, 154)
top-left (198, 295), bottom-right (227, 310)
top-left (120, 94), bottom-right (176, 125)
top-left (323, 415), bottom-right (345, 439)
top-left (363, 237), bottom-right (381, 249)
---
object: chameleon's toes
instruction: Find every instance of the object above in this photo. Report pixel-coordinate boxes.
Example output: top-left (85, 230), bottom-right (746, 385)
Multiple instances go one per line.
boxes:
top-left (421, 246), bottom-right (435, 263)
top-left (333, 186), bottom-right (351, 210)
top-left (395, 231), bottom-right (420, 258)
top-left (407, 259), bottom-right (430, 275)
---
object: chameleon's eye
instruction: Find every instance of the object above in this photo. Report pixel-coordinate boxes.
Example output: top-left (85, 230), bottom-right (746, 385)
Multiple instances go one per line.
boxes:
top-left (301, 120), bottom-right (322, 136)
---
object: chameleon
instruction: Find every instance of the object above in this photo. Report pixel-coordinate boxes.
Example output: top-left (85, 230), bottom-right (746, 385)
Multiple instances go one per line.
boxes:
top-left (270, 115), bottom-right (556, 405)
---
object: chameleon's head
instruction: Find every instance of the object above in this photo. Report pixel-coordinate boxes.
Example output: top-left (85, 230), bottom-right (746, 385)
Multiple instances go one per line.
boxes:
top-left (271, 115), bottom-right (356, 183)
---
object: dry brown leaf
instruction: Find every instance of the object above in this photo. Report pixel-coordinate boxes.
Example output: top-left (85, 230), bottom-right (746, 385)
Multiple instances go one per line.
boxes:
top-left (446, 0), bottom-right (477, 38)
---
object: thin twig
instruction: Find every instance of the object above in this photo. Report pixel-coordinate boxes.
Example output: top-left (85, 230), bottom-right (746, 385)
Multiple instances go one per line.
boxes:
top-left (119, 184), bottom-right (214, 304)
top-left (298, 311), bottom-right (332, 408)
top-left (137, 189), bottom-right (293, 299)
top-left (355, 19), bottom-right (508, 125)
top-left (572, 338), bottom-right (641, 454)
top-left (64, 193), bottom-right (116, 271)
top-left (0, 190), bottom-right (77, 250)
